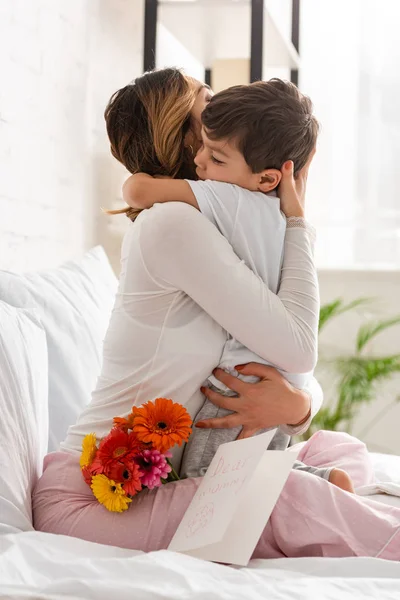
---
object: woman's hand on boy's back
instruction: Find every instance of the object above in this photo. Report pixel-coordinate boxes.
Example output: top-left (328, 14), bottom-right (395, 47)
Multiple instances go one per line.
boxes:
top-left (279, 148), bottom-right (316, 219)
top-left (196, 363), bottom-right (311, 440)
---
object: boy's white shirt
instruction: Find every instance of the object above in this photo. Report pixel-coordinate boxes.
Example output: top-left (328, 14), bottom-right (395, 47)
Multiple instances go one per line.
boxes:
top-left (185, 179), bottom-right (312, 391)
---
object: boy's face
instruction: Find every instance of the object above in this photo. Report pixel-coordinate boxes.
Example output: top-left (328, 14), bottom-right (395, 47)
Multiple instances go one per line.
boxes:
top-left (187, 85), bottom-right (213, 153)
top-left (194, 128), bottom-right (279, 192)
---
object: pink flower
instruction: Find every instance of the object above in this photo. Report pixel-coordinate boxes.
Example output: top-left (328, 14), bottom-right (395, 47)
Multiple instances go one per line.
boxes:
top-left (135, 449), bottom-right (172, 490)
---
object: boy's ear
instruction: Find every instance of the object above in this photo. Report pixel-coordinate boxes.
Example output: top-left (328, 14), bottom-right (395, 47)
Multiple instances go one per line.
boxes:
top-left (257, 169), bottom-right (282, 193)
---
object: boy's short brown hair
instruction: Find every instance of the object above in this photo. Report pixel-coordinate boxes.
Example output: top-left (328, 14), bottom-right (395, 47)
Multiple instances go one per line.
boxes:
top-left (201, 79), bottom-right (319, 174)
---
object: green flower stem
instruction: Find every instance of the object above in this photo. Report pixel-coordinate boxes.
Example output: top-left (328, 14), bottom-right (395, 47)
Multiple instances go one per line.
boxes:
top-left (170, 466), bottom-right (180, 481)
top-left (166, 459), bottom-right (180, 481)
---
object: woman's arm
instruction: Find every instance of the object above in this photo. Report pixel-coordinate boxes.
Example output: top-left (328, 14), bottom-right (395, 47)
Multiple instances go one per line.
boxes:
top-left (280, 375), bottom-right (322, 436)
top-left (139, 202), bottom-right (318, 373)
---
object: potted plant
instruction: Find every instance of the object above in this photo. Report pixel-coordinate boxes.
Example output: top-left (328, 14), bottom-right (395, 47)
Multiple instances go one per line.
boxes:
top-left (301, 298), bottom-right (400, 440)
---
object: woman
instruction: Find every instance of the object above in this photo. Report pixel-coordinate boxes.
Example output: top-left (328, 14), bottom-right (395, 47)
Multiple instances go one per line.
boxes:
top-left (33, 69), bottom-right (400, 559)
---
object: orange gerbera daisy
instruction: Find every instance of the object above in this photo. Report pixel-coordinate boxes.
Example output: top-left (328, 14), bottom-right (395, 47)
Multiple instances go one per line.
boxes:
top-left (97, 428), bottom-right (141, 469)
top-left (113, 413), bottom-right (135, 433)
top-left (132, 398), bottom-right (192, 453)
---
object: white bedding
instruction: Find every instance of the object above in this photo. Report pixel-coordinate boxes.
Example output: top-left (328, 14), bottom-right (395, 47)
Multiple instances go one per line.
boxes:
top-left (1, 531), bottom-right (400, 599)
top-left (1, 452), bottom-right (400, 600)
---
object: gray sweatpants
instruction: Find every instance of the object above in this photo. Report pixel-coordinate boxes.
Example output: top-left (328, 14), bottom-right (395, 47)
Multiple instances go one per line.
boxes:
top-left (180, 386), bottom-right (333, 481)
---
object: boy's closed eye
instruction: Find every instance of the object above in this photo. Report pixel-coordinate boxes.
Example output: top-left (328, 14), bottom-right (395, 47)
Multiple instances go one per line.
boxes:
top-left (210, 155), bottom-right (225, 165)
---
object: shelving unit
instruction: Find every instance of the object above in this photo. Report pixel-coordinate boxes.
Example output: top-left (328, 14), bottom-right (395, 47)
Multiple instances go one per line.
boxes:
top-left (145, 0), bottom-right (300, 87)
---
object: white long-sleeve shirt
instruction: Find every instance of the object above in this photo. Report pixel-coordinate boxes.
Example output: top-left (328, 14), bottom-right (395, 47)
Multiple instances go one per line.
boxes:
top-left (187, 179), bottom-right (315, 391)
top-left (61, 203), bottom-right (321, 469)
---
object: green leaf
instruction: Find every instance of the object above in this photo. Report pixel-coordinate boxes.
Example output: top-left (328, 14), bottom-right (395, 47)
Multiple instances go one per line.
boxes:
top-left (299, 299), bottom-right (400, 441)
top-left (309, 355), bottom-right (400, 437)
top-left (356, 316), bottom-right (400, 353)
top-left (319, 297), bottom-right (373, 332)
top-left (318, 299), bottom-right (342, 332)
top-left (335, 355), bottom-right (400, 379)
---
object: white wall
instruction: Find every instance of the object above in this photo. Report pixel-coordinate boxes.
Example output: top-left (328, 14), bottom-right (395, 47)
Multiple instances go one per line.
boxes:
top-left (0, 0), bottom-right (144, 272)
top-left (318, 270), bottom-right (400, 455)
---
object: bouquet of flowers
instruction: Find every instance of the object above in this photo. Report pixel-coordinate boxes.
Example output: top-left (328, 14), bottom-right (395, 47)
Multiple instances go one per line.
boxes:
top-left (79, 398), bottom-right (192, 512)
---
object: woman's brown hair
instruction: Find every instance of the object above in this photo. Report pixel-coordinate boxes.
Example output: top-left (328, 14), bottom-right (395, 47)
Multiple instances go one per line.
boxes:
top-left (104, 68), bottom-right (199, 221)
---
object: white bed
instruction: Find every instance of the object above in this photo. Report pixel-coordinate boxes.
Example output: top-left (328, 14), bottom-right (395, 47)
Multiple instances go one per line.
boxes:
top-left (1, 528), bottom-right (400, 599)
top-left (1, 248), bottom-right (400, 600)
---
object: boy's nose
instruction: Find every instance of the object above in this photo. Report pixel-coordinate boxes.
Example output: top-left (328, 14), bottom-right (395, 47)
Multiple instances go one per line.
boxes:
top-left (194, 145), bottom-right (205, 168)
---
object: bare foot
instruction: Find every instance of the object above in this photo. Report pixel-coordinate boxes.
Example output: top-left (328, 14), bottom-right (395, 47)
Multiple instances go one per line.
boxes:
top-left (329, 468), bottom-right (355, 493)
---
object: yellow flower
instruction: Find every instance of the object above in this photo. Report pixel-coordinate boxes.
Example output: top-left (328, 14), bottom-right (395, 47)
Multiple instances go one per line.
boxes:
top-left (91, 474), bottom-right (132, 513)
top-left (80, 433), bottom-right (98, 468)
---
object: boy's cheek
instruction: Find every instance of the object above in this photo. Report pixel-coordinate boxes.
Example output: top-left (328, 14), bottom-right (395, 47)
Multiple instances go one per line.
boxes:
top-left (195, 166), bottom-right (207, 181)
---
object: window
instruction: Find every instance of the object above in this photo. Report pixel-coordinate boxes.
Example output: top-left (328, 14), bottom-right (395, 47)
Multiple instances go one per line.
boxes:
top-left (300, 0), bottom-right (400, 268)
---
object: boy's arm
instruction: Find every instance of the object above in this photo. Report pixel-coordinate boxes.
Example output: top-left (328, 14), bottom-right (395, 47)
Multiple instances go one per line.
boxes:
top-left (122, 173), bottom-right (199, 210)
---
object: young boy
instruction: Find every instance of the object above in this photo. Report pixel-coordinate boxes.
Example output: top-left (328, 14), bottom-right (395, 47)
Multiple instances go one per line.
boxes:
top-left (122, 79), bottom-right (353, 492)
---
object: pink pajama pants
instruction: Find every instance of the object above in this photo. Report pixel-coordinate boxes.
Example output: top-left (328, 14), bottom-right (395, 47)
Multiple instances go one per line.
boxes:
top-left (32, 431), bottom-right (400, 559)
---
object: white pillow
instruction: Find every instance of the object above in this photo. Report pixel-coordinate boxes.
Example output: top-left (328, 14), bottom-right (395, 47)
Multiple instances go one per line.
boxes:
top-left (371, 453), bottom-right (400, 484)
top-left (0, 302), bottom-right (48, 533)
top-left (0, 247), bottom-right (118, 451)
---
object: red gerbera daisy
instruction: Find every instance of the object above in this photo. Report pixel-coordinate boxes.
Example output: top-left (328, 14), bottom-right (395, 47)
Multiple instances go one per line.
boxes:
top-left (82, 457), bottom-right (104, 486)
top-left (97, 429), bottom-right (140, 469)
top-left (107, 461), bottom-right (142, 497)
top-left (82, 465), bottom-right (93, 486)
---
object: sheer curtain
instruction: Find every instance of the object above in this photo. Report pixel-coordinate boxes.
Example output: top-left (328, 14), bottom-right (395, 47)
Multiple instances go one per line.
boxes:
top-left (300, 0), bottom-right (400, 268)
